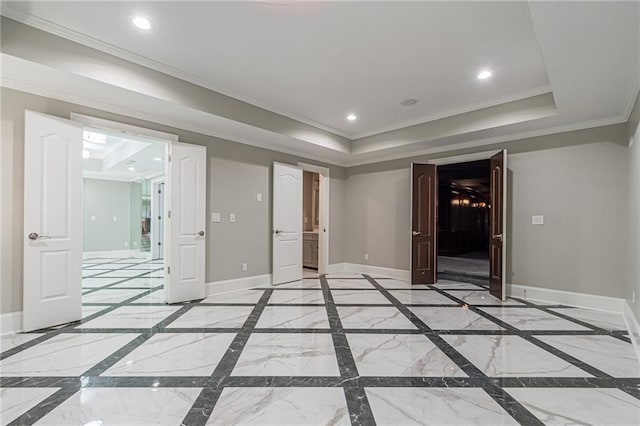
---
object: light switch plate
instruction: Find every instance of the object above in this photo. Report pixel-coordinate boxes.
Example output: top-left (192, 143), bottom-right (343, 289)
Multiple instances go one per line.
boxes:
top-left (112, 216), bottom-right (118, 222)
top-left (257, 193), bottom-right (262, 202)
top-left (230, 213), bottom-right (236, 223)
top-left (242, 263), bottom-right (248, 272)
top-left (211, 213), bottom-right (221, 223)
top-left (532, 215), bottom-right (544, 225)
top-left (91, 215), bottom-right (96, 222)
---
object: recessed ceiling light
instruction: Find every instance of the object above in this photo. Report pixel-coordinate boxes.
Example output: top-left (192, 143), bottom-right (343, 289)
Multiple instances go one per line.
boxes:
top-left (346, 113), bottom-right (357, 121)
top-left (477, 70), bottom-right (492, 80)
top-left (154, 157), bottom-right (162, 162)
top-left (132, 16), bottom-right (151, 30)
top-left (400, 98), bottom-right (418, 107)
top-left (82, 149), bottom-right (90, 159)
top-left (128, 167), bottom-right (136, 171)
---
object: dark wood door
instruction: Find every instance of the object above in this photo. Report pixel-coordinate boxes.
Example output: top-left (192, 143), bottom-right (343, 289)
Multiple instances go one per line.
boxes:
top-left (489, 150), bottom-right (506, 300)
top-left (411, 164), bottom-right (437, 284)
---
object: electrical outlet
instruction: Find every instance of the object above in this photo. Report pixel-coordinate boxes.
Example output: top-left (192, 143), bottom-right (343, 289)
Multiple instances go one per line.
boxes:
top-left (532, 215), bottom-right (544, 225)
top-left (211, 213), bottom-right (221, 223)
top-left (523, 289), bottom-right (527, 300)
top-left (230, 213), bottom-right (236, 223)
top-left (364, 253), bottom-right (369, 261)
top-left (91, 215), bottom-right (96, 222)
top-left (257, 193), bottom-right (262, 202)
top-left (124, 241), bottom-right (129, 247)
top-left (242, 263), bottom-right (248, 272)
top-left (112, 216), bottom-right (118, 222)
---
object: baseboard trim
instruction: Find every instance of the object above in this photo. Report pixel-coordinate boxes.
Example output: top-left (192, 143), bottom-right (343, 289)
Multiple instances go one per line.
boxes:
top-left (623, 302), bottom-right (640, 364)
top-left (206, 274), bottom-right (272, 296)
top-left (508, 284), bottom-right (626, 314)
top-left (340, 263), bottom-right (410, 280)
top-left (1, 311), bottom-right (23, 335)
top-left (83, 250), bottom-right (150, 259)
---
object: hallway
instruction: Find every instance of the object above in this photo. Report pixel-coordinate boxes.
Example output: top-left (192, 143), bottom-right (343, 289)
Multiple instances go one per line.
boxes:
top-left (1, 269), bottom-right (638, 425)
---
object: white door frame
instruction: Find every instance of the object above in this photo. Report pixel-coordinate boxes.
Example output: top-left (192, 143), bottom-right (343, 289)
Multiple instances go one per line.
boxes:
top-left (297, 162), bottom-right (330, 275)
top-left (425, 149), bottom-right (507, 284)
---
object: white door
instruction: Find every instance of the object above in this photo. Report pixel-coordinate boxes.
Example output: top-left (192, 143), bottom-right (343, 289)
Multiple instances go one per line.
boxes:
top-left (272, 162), bottom-right (303, 284)
top-left (165, 142), bottom-right (206, 303)
top-left (23, 111), bottom-right (83, 331)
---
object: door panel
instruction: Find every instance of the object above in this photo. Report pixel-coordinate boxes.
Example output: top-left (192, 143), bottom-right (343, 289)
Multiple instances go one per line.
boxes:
top-left (273, 163), bottom-right (303, 284)
top-left (23, 110), bottom-right (83, 331)
top-left (489, 149), bottom-right (507, 300)
top-left (166, 142), bottom-right (206, 303)
top-left (411, 164), bottom-right (437, 284)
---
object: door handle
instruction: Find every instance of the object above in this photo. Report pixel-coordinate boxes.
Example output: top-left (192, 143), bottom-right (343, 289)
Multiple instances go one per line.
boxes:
top-left (28, 232), bottom-right (51, 240)
top-left (198, 231), bottom-right (205, 237)
top-left (412, 231), bottom-right (421, 236)
top-left (274, 229), bottom-right (283, 235)
top-left (494, 234), bottom-right (503, 240)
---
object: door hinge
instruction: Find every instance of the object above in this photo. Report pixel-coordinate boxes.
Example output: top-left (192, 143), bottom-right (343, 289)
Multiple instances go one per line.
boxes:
top-left (168, 210), bottom-right (171, 218)
top-left (167, 266), bottom-right (170, 274)
top-left (168, 155), bottom-right (171, 162)
top-left (158, 189), bottom-right (162, 194)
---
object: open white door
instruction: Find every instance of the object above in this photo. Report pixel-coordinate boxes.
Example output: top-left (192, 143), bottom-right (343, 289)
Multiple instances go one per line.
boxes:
top-left (165, 142), bottom-right (206, 303)
top-left (23, 111), bottom-right (83, 331)
top-left (272, 162), bottom-right (303, 284)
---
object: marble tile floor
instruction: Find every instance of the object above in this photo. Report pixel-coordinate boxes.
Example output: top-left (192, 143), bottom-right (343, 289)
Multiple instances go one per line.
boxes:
top-left (1, 258), bottom-right (639, 425)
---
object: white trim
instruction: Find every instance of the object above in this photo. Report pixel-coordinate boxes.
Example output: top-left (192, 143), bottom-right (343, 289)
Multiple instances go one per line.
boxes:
top-left (342, 263), bottom-right (410, 281)
top-left (623, 302), bottom-right (640, 365)
top-left (508, 284), bottom-right (626, 314)
top-left (82, 249), bottom-right (151, 259)
top-left (1, 311), bottom-right (23, 335)
top-left (206, 274), bottom-right (272, 296)
top-left (297, 162), bottom-right (330, 275)
top-left (70, 113), bottom-right (178, 142)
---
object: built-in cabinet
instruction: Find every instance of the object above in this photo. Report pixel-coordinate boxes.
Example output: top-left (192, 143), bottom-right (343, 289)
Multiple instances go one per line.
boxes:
top-left (303, 232), bottom-right (318, 268)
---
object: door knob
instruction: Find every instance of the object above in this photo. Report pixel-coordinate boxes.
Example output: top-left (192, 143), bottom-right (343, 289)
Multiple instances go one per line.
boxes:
top-left (28, 232), bottom-right (51, 240)
top-left (274, 229), bottom-right (283, 235)
top-left (412, 230), bottom-right (421, 236)
top-left (198, 231), bottom-right (205, 237)
top-left (494, 234), bottom-right (503, 240)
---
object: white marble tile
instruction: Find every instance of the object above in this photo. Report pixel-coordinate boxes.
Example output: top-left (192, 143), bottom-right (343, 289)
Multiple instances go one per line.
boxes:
top-left (442, 335), bottom-right (590, 377)
top-left (82, 289), bottom-right (147, 304)
top-left (273, 278), bottom-right (323, 289)
top-left (84, 263), bottom-right (130, 270)
top-left (0, 333), bottom-right (138, 376)
top-left (110, 277), bottom-right (164, 288)
top-left (389, 290), bottom-right (458, 305)
top-left (166, 306), bottom-right (253, 328)
top-left (202, 289), bottom-right (265, 304)
top-left (269, 289), bottom-right (325, 304)
top-left (479, 307), bottom-right (590, 331)
top-left (410, 306), bottom-right (504, 330)
top-left (37, 387), bottom-right (200, 426)
top-left (366, 387), bottom-right (518, 426)
top-left (347, 334), bottom-right (466, 377)
top-left (0, 333), bottom-right (43, 352)
top-left (326, 278), bottom-right (374, 289)
top-left (549, 308), bottom-right (628, 331)
top-left (303, 269), bottom-right (320, 279)
top-left (123, 263), bottom-right (164, 270)
top-left (94, 269), bottom-right (149, 278)
top-left (140, 270), bottom-right (165, 278)
top-left (111, 258), bottom-right (150, 264)
top-left (78, 305), bottom-right (180, 328)
top-left (331, 289), bottom-right (391, 305)
top-left (207, 387), bottom-right (349, 425)
top-left (337, 307), bottom-right (417, 330)
top-left (82, 305), bottom-right (110, 319)
top-left (0, 387), bottom-right (59, 424)
top-left (443, 290), bottom-right (523, 305)
top-left (102, 332), bottom-right (235, 376)
top-left (537, 335), bottom-right (640, 377)
top-left (433, 280), bottom-right (485, 290)
top-left (507, 387), bottom-right (640, 426)
top-left (373, 279), bottom-right (414, 289)
top-left (82, 277), bottom-right (123, 288)
top-left (256, 306), bottom-right (330, 329)
top-left (232, 333), bottom-right (340, 376)
top-left (131, 289), bottom-right (167, 304)
top-left (324, 272), bottom-right (365, 279)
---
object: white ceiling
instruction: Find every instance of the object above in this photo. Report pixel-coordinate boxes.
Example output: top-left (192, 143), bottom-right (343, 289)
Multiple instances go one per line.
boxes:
top-left (83, 128), bottom-right (166, 182)
top-left (1, 1), bottom-right (638, 166)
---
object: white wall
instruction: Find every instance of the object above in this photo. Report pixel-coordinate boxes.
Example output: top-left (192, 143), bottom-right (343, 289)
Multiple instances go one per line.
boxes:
top-left (83, 178), bottom-right (132, 252)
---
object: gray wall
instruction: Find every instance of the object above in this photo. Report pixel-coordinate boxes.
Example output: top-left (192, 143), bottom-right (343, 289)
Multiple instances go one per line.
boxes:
top-left (627, 93), bottom-right (640, 321)
top-left (0, 87), bottom-right (346, 314)
top-left (83, 178), bottom-right (132, 252)
top-left (345, 126), bottom-right (630, 299)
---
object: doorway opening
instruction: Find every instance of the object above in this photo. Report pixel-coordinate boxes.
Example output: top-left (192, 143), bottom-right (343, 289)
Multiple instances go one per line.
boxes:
top-left (437, 160), bottom-right (491, 280)
top-left (302, 170), bottom-right (320, 278)
top-left (81, 126), bottom-right (168, 305)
